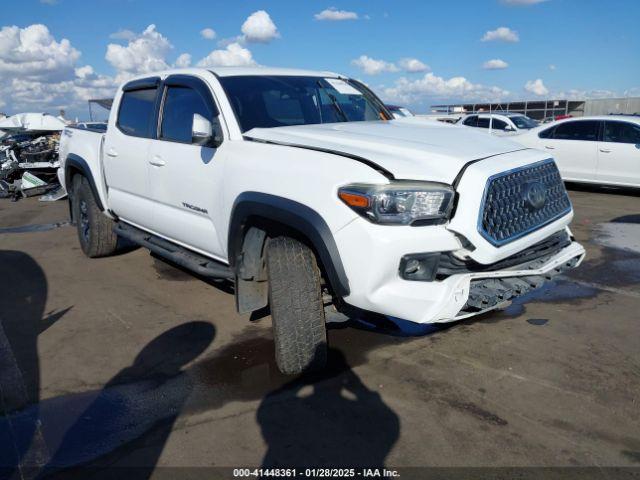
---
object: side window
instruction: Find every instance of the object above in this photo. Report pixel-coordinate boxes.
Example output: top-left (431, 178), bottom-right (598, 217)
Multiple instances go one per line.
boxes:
top-left (552, 121), bottom-right (599, 141)
top-left (161, 85), bottom-right (216, 143)
top-left (477, 117), bottom-right (490, 128)
top-left (603, 121), bottom-right (640, 144)
top-left (538, 127), bottom-right (555, 139)
top-left (463, 115), bottom-right (478, 127)
top-left (492, 118), bottom-right (508, 130)
top-left (117, 88), bottom-right (158, 138)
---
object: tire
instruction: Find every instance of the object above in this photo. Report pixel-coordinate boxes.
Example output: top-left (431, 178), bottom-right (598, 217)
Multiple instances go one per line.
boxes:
top-left (266, 236), bottom-right (327, 375)
top-left (72, 175), bottom-right (118, 258)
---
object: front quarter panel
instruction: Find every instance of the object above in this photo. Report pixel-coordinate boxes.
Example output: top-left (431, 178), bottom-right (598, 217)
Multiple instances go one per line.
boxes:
top-left (220, 140), bottom-right (390, 255)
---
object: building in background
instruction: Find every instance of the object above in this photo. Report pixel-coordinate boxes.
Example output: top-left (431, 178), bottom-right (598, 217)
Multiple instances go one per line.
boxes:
top-left (431, 97), bottom-right (640, 121)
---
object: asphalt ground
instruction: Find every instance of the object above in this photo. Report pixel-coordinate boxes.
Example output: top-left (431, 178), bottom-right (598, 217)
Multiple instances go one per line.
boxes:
top-left (0, 185), bottom-right (639, 479)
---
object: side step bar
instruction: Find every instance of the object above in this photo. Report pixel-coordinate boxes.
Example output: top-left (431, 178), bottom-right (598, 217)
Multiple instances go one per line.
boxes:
top-left (114, 222), bottom-right (233, 280)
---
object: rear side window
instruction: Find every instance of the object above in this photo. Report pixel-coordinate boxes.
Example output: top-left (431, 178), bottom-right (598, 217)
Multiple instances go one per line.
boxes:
top-left (477, 117), bottom-right (490, 128)
top-left (161, 86), bottom-right (216, 143)
top-left (117, 88), bottom-right (158, 138)
top-left (463, 115), bottom-right (478, 127)
top-left (603, 121), bottom-right (640, 144)
top-left (552, 121), bottom-right (600, 141)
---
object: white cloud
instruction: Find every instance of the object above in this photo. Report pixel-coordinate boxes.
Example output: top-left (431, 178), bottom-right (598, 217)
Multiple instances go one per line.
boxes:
top-left (481, 27), bottom-right (519, 43)
top-left (524, 78), bottom-right (549, 96)
top-left (0, 24), bottom-right (80, 81)
top-left (105, 24), bottom-right (172, 76)
top-left (483, 59), bottom-right (509, 70)
top-left (200, 28), bottom-right (216, 40)
top-left (556, 88), bottom-right (617, 100)
top-left (549, 64), bottom-right (556, 71)
top-left (109, 29), bottom-right (136, 41)
top-left (174, 53), bottom-right (191, 68)
top-left (398, 58), bottom-right (430, 73)
top-left (197, 42), bottom-right (256, 67)
top-left (314, 8), bottom-right (359, 21)
top-left (241, 10), bottom-right (279, 43)
top-left (351, 55), bottom-right (398, 75)
top-left (0, 23), bottom-right (119, 116)
top-left (74, 65), bottom-right (94, 79)
top-left (500, 0), bottom-right (549, 5)
top-left (382, 72), bottom-right (510, 104)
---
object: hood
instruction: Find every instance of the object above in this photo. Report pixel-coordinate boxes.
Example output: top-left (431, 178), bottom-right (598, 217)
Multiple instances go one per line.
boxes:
top-left (244, 118), bottom-right (528, 184)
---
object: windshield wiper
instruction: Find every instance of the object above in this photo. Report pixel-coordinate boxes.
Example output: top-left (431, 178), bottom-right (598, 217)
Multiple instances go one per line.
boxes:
top-left (317, 81), bottom-right (348, 122)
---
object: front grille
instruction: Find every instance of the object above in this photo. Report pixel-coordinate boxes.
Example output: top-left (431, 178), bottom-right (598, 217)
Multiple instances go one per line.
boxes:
top-left (479, 159), bottom-right (571, 246)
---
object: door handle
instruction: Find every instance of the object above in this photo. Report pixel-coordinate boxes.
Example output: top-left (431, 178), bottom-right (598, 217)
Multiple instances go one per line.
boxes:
top-left (599, 148), bottom-right (611, 153)
top-left (149, 156), bottom-right (166, 167)
top-left (106, 148), bottom-right (118, 158)
top-left (544, 145), bottom-right (555, 150)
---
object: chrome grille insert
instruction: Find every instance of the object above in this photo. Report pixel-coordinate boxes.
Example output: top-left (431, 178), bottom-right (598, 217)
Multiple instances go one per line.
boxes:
top-left (478, 159), bottom-right (571, 246)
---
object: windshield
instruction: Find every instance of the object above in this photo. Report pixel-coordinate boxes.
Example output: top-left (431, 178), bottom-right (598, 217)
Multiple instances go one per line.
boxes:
top-left (219, 75), bottom-right (391, 132)
top-left (511, 115), bottom-right (539, 129)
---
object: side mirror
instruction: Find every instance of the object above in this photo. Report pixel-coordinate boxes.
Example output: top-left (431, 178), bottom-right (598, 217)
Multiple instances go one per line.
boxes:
top-left (192, 113), bottom-right (222, 147)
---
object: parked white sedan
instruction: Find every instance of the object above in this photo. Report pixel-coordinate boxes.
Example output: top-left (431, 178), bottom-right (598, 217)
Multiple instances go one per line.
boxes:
top-left (459, 112), bottom-right (539, 136)
top-left (516, 115), bottom-right (640, 188)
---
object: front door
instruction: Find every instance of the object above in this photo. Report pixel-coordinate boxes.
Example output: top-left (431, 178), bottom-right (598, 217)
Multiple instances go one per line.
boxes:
top-left (147, 75), bottom-right (226, 260)
top-left (540, 120), bottom-right (600, 182)
top-left (598, 120), bottom-right (640, 186)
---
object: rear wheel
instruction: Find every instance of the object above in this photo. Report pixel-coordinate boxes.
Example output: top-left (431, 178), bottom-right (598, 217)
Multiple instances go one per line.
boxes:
top-left (72, 175), bottom-right (118, 258)
top-left (266, 236), bottom-right (327, 375)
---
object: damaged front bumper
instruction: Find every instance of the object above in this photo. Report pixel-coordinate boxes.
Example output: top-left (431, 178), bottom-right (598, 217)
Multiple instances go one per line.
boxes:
top-left (432, 239), bottom-right (586, 322)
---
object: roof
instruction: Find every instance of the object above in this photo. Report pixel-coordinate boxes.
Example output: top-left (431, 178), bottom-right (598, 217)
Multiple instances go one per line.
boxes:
top-left (210, 66), bottom-right (340, 78)
top-left (564, 114), bottom-right (640, 121)
top-left (125, 66), bottom-right (342, 82)
top-left (469, 112), bottom-right (528, 118)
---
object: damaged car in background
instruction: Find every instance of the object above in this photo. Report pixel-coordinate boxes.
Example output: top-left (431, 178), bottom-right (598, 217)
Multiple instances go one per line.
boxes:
top-left (0, 112), bottom-right (67, 201)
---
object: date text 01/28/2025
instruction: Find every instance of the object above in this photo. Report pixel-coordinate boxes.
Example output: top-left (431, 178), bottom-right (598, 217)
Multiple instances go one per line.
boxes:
top-left (233, 468), bottom-right (400, 477)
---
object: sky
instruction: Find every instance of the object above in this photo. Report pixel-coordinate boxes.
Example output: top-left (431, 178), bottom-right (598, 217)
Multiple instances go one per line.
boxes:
top-left (1, 0), bottom-right (639, 119)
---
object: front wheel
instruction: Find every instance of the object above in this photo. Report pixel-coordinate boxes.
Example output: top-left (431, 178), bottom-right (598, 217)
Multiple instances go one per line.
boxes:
top-left (266, 236), bottom-right (327, 375)
top-left (72, 175), bottom-right (118, 258)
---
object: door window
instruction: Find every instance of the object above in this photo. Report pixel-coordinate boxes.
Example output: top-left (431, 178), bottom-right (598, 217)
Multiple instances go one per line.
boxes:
top-left (117, 88), bottom-right (158, 138)
top-left (552, 121), bottom-right (600, 141)
top-left (477, 117), bottom-right (490, 128)
top-left (603, 121), bottom-right (640, 144)
top-left (492, 118), bottom-right (508, 130)
top-left (538, 127), bottom-right (555, 139)
top-left (463, 115), bottom-right (478, 127)
top-left (160, 86), bottom-right (216, 143)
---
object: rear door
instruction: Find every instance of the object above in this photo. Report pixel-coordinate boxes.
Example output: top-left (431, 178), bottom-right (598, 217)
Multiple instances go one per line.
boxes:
top-left (147, 74), bottom-right (227, 259)
top-left (598, 120), bottom-right (640, 186)
top-left (539, 120), bottom-right (600, 182)
top-left (103, 77), bottom-right (160, 227)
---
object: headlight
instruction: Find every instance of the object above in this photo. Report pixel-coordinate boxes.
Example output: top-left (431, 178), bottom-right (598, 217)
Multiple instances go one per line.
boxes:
top-left (338, 181), bottom-right (454, 225)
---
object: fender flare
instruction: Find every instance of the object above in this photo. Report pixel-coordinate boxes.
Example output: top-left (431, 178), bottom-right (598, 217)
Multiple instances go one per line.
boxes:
top-left (64, 153), bottom-right (105, 211)
top-left (228, 192), bottom-right (350, 298)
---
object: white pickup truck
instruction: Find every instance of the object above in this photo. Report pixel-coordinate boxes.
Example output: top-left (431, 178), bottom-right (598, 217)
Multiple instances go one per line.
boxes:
top-left (59, 67), bottom-right (585, 374)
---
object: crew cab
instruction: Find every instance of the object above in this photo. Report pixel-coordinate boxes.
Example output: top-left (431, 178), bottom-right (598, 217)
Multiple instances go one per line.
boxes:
top-left (59, 67), bottom-right (585, 374)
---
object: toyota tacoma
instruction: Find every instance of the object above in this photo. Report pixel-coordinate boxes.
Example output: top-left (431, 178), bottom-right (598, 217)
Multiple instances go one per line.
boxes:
top-left (59, 67), bottom-right (586, 374)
